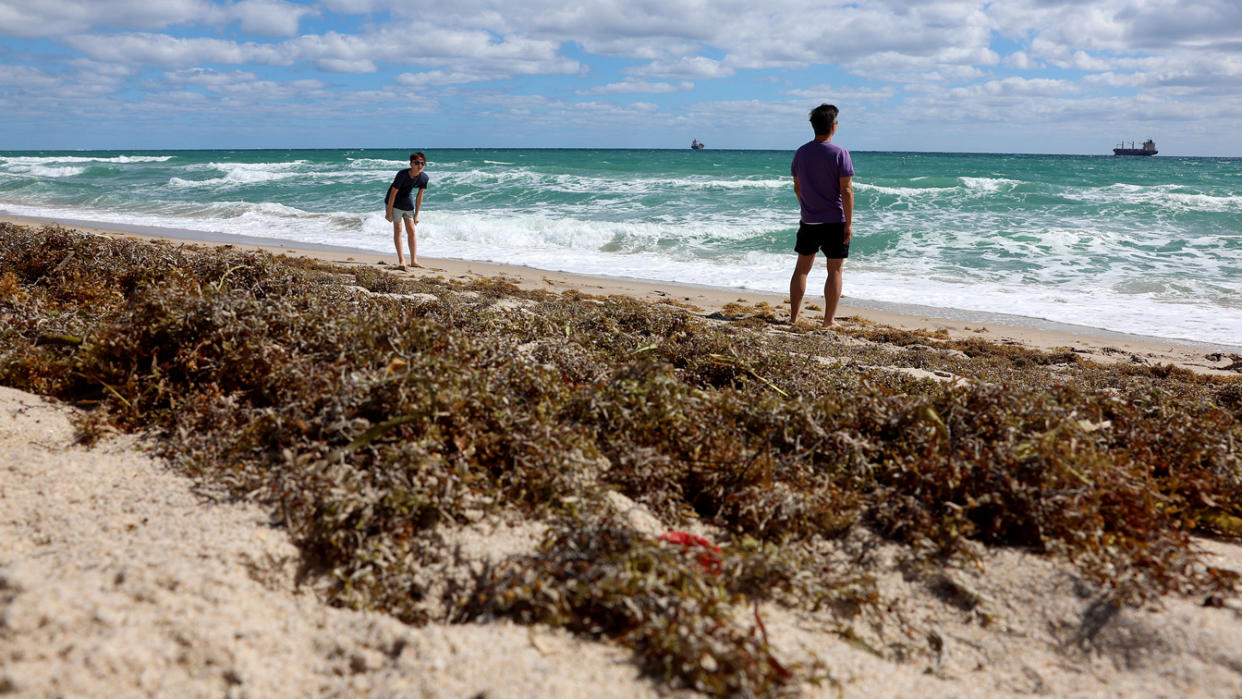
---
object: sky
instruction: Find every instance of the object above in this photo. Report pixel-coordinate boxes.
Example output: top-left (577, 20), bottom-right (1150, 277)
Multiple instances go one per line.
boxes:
top-left (0, 0), bottom-right (1240, 155)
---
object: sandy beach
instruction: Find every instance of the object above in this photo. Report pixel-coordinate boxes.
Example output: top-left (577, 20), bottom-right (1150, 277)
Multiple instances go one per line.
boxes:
top-left (3, 217), bottom-right (1242, 697)
top-left (7, 380), bottom-right (1239, 698)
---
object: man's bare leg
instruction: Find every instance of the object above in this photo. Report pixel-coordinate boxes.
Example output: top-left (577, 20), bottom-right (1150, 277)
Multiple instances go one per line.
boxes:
top-left (392, 218), bottom-right (406, 267)
top-left (822, 258), bottom-right (844, 328)
top-left (405, 220), bottom-right (425, 268)
top-left (789, 253), bottom-right (817, 324)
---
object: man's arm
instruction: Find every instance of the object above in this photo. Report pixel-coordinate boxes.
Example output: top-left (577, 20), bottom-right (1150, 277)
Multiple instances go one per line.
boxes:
top-left (840, 176), bottom-right (853, 243)
top-left (386, 186), bottom-right (398, 220)
top-left (792, 176), bottom-right (802, 206)
top-left (413, 188), bottom-right (424, 223)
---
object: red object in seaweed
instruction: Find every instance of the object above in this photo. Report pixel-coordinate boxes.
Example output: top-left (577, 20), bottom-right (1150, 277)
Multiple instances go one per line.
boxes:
top-left (658, 531), bottom-right (722, 574)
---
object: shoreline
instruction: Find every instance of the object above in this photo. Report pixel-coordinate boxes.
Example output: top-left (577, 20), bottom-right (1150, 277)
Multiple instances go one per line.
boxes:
top-left (4, 213), bottom-right (1239, 375)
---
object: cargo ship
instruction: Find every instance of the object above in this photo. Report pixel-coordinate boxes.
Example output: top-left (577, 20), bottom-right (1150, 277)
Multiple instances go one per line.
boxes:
top-left (690, 138), bottom-right (704, 150)
top-left (1114, 139), bottom-right (1157, 156)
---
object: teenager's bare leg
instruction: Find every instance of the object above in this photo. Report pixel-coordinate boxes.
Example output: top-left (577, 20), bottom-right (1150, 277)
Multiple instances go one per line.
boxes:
top-left (822, 258), bottom-right (844, 328)
top-left (392, 217), bottom-right (405, 266)
top-left (404, 219), bottom-right (424, 268)
top-left (789, 253), bottom-right (817, 324)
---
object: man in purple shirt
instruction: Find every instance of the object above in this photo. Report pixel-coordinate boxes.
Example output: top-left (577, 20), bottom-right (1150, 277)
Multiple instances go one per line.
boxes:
top-left (789, 104), bottom-right (854, 328)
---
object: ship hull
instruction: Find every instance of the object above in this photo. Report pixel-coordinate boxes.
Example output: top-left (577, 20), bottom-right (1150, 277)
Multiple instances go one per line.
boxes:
top-left (1113, 148), bottom-right (1157, 156)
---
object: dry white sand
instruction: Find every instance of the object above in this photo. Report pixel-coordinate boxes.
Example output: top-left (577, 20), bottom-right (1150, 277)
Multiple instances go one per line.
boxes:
top-left (4, 386), bottom-right (1241, 697)
top-left (0, 386), bottom-right (657, 697)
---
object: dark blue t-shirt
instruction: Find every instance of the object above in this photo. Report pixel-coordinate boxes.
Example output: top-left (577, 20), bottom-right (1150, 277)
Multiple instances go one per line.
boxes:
top-left (790, 140), bottom-right (854, 223)
top-left (389, 169), bottom-right (429, 210)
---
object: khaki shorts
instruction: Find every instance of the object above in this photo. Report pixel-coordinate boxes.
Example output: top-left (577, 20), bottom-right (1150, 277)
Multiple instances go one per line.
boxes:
top-left (392, 207), bottom-right (417, 221)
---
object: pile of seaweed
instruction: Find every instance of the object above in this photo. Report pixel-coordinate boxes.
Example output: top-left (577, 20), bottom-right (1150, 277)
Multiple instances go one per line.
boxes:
top-left (2, 224), bottom-right (1240, 695)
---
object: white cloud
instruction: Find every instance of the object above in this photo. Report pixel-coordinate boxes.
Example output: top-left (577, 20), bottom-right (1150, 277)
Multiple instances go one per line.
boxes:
top-left (314, 58), bottom-right (376, 73)
top-left (0, 64), bottom-right (62, 89)
top-left (847, 50), bottom-right (989, 84)
top-left (0, 0), bottom-right (309, 38)
top-left (948, 76), bottom-right (1083, 98)
top-left (785, 84), bottom-right (897, 102)
top-left (1004, 51), bottom-right (1039, 70)
top-left (166, 68), bottom-right (260, 87)
top-left (0, 0), bottom-right (220, 38)
top-left (577, 79), bottom-right (692, 95)
top-left (282, 27), bottom-right (581, 76)
top-left (161, 67), bottom-right (329, 100)
top-left (317, 0), bottom-right (383, 13)
top-left (992, 0), bottom-right (1242, 54)
top-left (395, 70), bottom-right (491, 87)
top-left (63, 33), bottom-right (288, 67)
top-left (1083, 71), bottom-right (1149, 88)
top-left (628, 56), bottom-right (733, 79)
top-left (229, 0), bottom-right (310, 37)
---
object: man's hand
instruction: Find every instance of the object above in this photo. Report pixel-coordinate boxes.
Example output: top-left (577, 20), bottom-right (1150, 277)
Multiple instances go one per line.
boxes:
top-left (843, 223), bottom-right (853, 244)
top-left (413, 214), bottom-right (420, 224)
top-left (385, 212), bottom-right (393, 222)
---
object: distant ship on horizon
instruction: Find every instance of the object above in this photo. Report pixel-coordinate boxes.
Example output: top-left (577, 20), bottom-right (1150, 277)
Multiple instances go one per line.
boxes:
top-left (1114, 139), bottom-right (1157, 156)
top-left (690, 138), bottom-right (705, 150)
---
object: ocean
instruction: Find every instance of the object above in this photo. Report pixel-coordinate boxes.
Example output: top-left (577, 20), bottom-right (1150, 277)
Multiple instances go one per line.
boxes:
top-left (1, 148), bottom-right (1239, 348)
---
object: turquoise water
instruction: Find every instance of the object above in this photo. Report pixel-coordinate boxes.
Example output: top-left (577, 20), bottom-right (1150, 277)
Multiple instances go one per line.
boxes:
top-left (1, 148), bottom-right (1240, 346)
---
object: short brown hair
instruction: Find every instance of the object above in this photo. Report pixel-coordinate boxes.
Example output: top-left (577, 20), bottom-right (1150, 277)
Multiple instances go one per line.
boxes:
top-left (410, 152), bottom-right (426, 162)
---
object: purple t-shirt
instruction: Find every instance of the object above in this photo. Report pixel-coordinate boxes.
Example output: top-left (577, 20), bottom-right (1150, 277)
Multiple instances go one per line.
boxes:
top-left (790, 140), bottom-right (854, 223)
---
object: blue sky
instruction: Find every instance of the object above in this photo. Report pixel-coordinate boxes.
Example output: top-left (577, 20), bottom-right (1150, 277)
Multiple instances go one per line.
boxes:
top-left (1, 0), bottom-right (1240, 155)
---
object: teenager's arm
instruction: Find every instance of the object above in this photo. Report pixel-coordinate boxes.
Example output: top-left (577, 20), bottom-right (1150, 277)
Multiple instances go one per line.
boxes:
top-left (414, 188), bottom-right (424, 222)
top-left (792, 176), bottom-right (802, 206)
top-left (840, 176), bottom-right (853, 243)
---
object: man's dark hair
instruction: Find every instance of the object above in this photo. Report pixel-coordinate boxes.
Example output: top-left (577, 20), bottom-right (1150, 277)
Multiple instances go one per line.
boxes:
top-left (809, 104), bottom-right (838, 136)
top-left (410, 152), bottom-right (426, 162)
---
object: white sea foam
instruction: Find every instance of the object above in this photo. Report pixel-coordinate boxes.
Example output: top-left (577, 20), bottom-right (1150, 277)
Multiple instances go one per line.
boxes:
top-left (854, 182), bottom-right (952, 197)
top-left (8, 165), bottom-right (87, 178)
top-left (958, 176), bottom-right (1024, 193)
top-left (168, 161), bottom-right (312, 187)
top-left (0, 155), bottom-right (173, 165)
top-left (1062, 183), bottom-right (1242, 212)
top-left (347, 158), bottom-right (406, 168)
top-left (436, 168), bottom-right (787, 194)
top-left (217, 161), bottom-right (308, 182)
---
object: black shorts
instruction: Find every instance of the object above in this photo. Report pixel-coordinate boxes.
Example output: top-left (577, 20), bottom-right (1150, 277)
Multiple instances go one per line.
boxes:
top-left (794, 221), bottom-right (849, 259)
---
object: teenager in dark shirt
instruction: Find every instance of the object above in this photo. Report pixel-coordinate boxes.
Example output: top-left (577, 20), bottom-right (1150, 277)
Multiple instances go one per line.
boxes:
top-left (385, 152), bottom-right (429, 268)
top-left (790, 105), bottom-right (854, 328)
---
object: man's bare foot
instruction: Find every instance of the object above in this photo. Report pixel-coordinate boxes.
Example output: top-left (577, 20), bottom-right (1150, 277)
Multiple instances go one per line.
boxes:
top-left (823, 319), bottom-right (843, 329)
top-left (410, 261), bottom-right (427, 269)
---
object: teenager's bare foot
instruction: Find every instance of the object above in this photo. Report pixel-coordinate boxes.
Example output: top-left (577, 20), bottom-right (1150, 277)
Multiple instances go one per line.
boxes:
top-left (823, 319), bottom-right (843, 329)
top-left (410, 261), bottom-right (427, 269)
